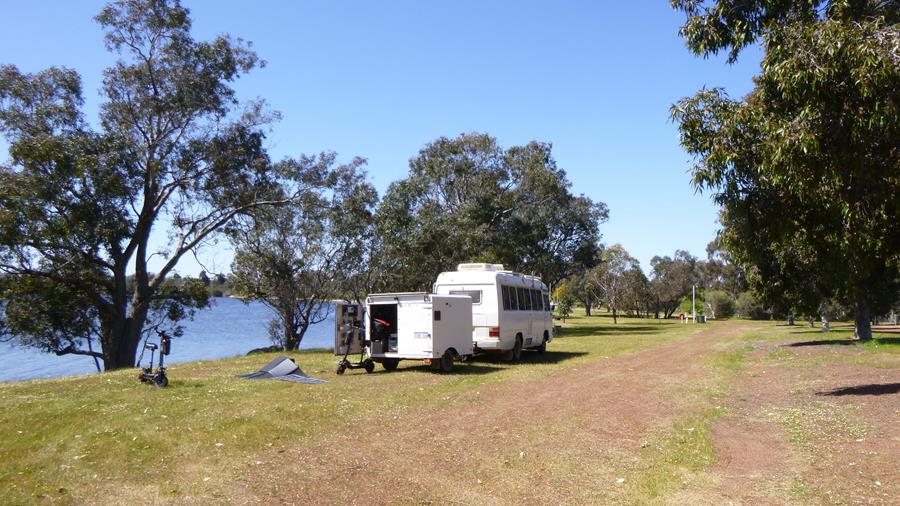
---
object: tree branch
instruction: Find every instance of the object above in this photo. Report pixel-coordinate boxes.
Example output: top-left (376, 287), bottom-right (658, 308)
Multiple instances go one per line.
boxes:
top-left (55, 344), bottom-right (105, 360)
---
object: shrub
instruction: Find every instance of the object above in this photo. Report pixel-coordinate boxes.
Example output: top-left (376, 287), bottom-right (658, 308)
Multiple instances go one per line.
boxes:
top-left (736, 291), bottom-right (769, 320)
top-left (704, 290), bottom-right (735, 319)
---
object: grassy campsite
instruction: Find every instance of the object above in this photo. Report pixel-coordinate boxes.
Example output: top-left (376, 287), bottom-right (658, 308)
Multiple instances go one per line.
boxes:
top-left (1, 0), bottom-right (898, 504)
top-left (2, 315), bottom-right (897, 504)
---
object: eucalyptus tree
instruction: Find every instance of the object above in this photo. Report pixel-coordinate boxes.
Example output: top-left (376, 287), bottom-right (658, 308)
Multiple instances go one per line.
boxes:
top-left (376, 133), bottom-right (607, 291)
top-left (671, 0), bottom-right (899, 339)
top-left (0, 0), bottom-right (299, 369)
top-left (375, 133), bottom-right (509, 291)
top-left (587, 244), bottom-right (640, 323)
top-left (620, 266), bottom-right (652, 318)
top-left (650, 250), bottom-right (700, 319)
top-left (229, 154), bottom-right (377, 351)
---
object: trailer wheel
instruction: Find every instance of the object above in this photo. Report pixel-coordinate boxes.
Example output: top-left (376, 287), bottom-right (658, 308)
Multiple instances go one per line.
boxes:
top-left (363, 359), bottom-right (375, 373)
top-left (382, 358), bottom-right (400, 371)
top-left (509, 335), bottom-right (523, 362)
top-left (439, 350), bottom-right (454, 373)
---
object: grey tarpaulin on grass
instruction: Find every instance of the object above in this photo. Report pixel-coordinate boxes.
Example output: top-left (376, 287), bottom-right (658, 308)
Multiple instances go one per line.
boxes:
top-left (239, 356), bottom-right (327, 384)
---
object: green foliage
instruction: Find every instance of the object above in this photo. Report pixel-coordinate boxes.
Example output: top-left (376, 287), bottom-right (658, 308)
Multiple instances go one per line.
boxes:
top-left (700, 237), bottom-right (747, 296)
top-left (375, 133), bottom-right (607, 291)
top-left (704, 290), bottom-right (735, 319)
top-left (672, 1), bottom-right (900, 338)
top-left (672, 0), bottom-right (898, 63)
top-left (229, 154), bottom-right (377, 350)
top-left (736, 291), bottom-right (769, 320)
top-left (585, 244), bottom-right (641, 323)
top-left (650, 250), bottom-right (700, 318)
top-left (0, 0), bottom-right (289, 369)
top-left (552, 282), bottom-right (577, 322)
top-left (620, 264), bottom-right (652, 317)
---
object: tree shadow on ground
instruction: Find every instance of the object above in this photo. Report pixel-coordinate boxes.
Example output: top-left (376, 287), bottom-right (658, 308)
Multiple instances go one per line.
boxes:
top-left (786, 337), bottom-right (900, 347)
top-left (475, 350), bottom-right (589, 366)
top-left (384, 350), bottom-right (589, 376)
top-left (817, 383), bottom-right (900, 396)
top-left (555, 325), bottom-right (665, 338)
top-left (373, 363), bottom-right (504, 376)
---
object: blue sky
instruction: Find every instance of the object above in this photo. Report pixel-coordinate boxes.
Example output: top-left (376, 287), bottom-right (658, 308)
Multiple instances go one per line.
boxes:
top-left (0, 1), bottom-right (762, 275)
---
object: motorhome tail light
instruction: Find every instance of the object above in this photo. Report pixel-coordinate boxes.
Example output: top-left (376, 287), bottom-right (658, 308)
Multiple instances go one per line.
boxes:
top-left (489, 327), bottom-right (500, 337)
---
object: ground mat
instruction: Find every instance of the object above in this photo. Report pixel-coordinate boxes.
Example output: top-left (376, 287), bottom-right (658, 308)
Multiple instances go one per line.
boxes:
top-left (239, 356), bottom-right (327, 384)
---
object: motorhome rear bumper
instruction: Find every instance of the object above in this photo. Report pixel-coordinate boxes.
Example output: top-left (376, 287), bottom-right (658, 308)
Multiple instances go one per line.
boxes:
top-left (474, 338), bottom-right (505, 351)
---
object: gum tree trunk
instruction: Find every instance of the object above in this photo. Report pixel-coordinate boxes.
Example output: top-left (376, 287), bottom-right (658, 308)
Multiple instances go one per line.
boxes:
top-left (854, 297), bottom-right (872, 341)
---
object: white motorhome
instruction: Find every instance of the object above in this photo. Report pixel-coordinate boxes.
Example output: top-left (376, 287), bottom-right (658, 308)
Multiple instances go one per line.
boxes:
top-left (433, 263), bottom-right (552, 360)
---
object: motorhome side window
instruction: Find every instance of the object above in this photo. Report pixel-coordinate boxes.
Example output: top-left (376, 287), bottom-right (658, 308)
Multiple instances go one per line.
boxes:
top-left (542, 293), bottom-right (550, 312)
top-left (449, 290), bottom-right (482, 304)
top-left (529, 289), bottom-right (540, 311)
top-left (501, 286), bottom-right (512, 310)
top-left (516, 287), bottom-right (528, 311)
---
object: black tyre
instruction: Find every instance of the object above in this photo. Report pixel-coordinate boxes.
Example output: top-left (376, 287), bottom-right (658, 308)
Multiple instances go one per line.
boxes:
top-left (382, 358), bottom-right (400, 371)
top-left (509, 336), bottom-right (523, 362)
top-left (336, 362), bottom-right (347, 375)
top-left (439, 350), bottom-right (454, 373)
top-left (153, 373), bottom-right (168, 388)
top-left (537, 332), bottom-right (548, 354)
top-left (363, 359), bottom-right (375, 373)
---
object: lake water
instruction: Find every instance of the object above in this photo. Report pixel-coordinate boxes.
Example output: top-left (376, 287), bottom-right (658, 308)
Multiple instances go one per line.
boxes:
top-left (0, 297), bottom-right (335, 382)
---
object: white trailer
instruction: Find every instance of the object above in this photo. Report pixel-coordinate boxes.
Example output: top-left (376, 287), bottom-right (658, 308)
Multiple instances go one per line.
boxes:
top-left (334, 293), bottom-right (473, 373)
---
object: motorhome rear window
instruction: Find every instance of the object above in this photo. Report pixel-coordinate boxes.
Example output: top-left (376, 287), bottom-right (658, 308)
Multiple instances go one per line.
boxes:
top-left (450, 290), bottom-right (482, 304)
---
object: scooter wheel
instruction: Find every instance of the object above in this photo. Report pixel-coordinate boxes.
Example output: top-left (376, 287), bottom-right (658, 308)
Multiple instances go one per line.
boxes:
top-left (336, 363), bottom-right (347, 375)
top-left (363, 360), bottom-right (375, 374)
top-left (153, 374), bottom-right (168, 388)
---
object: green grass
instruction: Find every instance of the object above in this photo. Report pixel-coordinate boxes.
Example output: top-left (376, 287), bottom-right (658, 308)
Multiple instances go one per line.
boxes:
top-left (13, 314), bottom-right (891, 504)
top-left (626, 340), bottom-right (755, 502)
top-left (10, 314), bottom-right (892, 504)
top-left (0, 310), bottom-right (705, 504)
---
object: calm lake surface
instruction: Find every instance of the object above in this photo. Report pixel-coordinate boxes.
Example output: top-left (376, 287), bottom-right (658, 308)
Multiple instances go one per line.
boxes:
top-left (0, 297), bottom-right (335, 382)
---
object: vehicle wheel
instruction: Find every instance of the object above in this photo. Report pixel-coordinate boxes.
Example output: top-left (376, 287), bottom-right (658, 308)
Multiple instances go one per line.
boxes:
top-left (336, 362), bottom-right (347, 375)
top-left (363, 359), bottom-right (375, 373)
top-left (439, 350), bottom-right (454, 373)
top-left (537, 332), bottom-right (548, 353)
top-left (153, 373), bottom-right (168, 388)
top-left (509, 336), bottom-right (523, 362)
top-left (382, 358), bottom-right (400, 371)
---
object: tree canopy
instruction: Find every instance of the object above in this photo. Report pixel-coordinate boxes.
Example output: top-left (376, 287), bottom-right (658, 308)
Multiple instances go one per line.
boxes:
top-left (229, 154), bottom-right (377, 351)
top-left (671, 0), bottom-right (899, 338)
top-left (375, 132), bottom-right (607, 291)
top-left (650, 250), bottom-right (700, 319)
top-left (0, 0), bottom-right (299, 369)
top-left (587, 244), bottom-right (642, 324)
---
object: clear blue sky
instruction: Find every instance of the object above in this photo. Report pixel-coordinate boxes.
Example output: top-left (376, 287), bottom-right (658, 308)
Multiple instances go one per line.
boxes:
top-left (0, 1), bottom-right (762, 276)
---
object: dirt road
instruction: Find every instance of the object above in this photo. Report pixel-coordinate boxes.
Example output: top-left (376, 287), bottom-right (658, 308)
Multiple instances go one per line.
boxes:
top-left (232, 321), bottom-right (898, 505)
